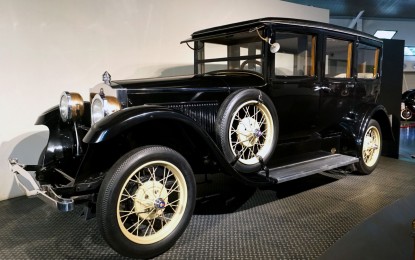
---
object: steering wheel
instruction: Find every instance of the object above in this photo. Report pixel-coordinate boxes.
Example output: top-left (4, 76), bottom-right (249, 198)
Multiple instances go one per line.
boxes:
top-left (241, 60), bottom-right (262, 71)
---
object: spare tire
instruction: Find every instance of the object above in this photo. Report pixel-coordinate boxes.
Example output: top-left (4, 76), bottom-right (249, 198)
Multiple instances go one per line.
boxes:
top-left (215, 89), bottom-right (278, 173)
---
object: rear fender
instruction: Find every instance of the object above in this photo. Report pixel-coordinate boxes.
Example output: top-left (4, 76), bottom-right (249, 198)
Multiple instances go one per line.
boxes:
top-left (340, 103), bottom-right (393, 157)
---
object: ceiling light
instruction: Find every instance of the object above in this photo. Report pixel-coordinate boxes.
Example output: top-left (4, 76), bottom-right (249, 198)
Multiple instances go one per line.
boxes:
top-left (374, 30), bottom-right (397, 39)
top-left (404, 47), bottom-right (415, 56)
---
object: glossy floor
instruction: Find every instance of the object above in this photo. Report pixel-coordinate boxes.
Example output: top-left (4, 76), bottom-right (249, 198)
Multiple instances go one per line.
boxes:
top-left (399, 121), bottom-right (415, 163)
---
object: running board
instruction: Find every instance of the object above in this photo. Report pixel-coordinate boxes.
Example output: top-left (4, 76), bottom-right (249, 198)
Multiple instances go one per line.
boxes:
top-left (259, 154), bottom-right (359, 183)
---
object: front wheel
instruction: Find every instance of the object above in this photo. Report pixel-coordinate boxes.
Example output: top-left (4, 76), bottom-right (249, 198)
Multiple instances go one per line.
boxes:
top-left (97, 146), bottom-right (196, 259)
top-left (355, 119), bottom-right (382, 175)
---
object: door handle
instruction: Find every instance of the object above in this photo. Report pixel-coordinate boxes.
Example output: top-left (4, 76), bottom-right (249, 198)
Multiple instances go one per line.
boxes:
top-left (313, 86), bottom-right (331, 92)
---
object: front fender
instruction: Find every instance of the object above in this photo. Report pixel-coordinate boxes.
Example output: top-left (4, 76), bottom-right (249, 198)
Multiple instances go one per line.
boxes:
top-left (84, 105), bottom-right (209, 143)
top-left (35, 106), bottom-right (74, 167)
top-left (36, 102), bottom-right (91, 128)
top-left (82, 105), bottom-right (270, 186)
top-left (35, 103), bottom-right (90, 174)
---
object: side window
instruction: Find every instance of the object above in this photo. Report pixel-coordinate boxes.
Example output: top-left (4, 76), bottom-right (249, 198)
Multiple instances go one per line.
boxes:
top-left (274, 33), bottom-right (316, 77)
top-left (357, 44), bottom-right (380, 79)
top-left (325, 38), bottom-right (352, 78)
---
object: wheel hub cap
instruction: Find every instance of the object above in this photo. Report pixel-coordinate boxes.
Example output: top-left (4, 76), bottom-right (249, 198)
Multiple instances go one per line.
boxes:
top-left (154, 198), bottom-right (166, 209)
top-left (402, 110), bottom-right (412, 119)
top-left (362, 126), bottom-right (380, 167)
top-left (237, 117), bottom-right (261, 147)
top-left (133, 181), bottom-right (168, 220)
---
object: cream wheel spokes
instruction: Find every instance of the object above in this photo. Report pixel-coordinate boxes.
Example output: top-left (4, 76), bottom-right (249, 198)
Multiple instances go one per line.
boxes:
top-left (229, 100), bottom-right (274, 165)
top-left (362, 125), bottom-right (381, 167)
top-left (117, 161), bottom-right (187, 244)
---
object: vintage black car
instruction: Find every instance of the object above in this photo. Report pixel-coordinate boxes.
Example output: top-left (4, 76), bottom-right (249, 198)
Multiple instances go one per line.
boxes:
top-left (401, 89), bottom-right (415, 120)
top-left (9, 17), bottom-right (392, 258)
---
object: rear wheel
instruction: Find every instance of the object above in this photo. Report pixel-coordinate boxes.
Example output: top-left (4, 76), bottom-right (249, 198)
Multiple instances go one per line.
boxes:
top-left (355, 119), bottom-right (382, 175)
top-left (97, 146), bottom-right (196, 259)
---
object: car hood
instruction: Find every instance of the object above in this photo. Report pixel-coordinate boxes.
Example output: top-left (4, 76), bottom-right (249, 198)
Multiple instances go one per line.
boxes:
top-left (110, 71), bottom-right (266, 91)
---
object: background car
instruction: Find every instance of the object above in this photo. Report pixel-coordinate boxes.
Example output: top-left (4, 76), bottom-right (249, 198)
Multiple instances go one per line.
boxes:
top-left (401, 89), bottom-right (415, 120)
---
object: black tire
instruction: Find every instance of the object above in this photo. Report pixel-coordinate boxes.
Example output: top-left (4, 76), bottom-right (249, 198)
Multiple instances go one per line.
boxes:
top-left (97, 146), bottom-right (196, 259)
top-left (355, 119), bottom-right (382, 175)
top-left (215, 89), bottom-right (278, 173)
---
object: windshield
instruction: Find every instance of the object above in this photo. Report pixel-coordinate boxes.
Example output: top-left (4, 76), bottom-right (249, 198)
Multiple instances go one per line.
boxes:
top-left (195, 30), bottom-right (264, 74)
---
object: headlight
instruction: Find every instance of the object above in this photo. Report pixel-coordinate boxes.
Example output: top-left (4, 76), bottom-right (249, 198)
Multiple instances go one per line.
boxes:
top-left (91, 95), bottom-right (105, 124)
top-left (91, 94), bottom-right (121, 124)
top-left (59, 92), bottom-right (84, 122)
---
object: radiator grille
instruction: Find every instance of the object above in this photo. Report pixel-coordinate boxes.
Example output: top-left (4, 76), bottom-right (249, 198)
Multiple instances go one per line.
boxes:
top-left (167, 102), bottom-right (218, 134)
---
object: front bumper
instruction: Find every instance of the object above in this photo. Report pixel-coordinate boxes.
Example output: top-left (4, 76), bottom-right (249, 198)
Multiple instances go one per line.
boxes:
top-left (8, 159), bottom-right (74, 212)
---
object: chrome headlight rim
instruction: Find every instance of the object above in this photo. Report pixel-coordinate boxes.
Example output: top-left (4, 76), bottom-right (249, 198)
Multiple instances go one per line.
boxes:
top-left (91, 93), bottom-right (122, 125)
top-left (91, 94), bottom-right (105, 125)
top-left (59, 91), bottom-right (84, 123)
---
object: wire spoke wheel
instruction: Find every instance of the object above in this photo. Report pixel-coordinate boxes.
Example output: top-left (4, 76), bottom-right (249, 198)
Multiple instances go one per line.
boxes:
top-left (229, 100), bottom-right (274, 165)
top-left (216, 89), bottom-right (278, 173)
top-left (362, 125), bottom-right (381, 168)
top-left (355, 119), bottom-right (382, 175)
top-left (117, 161), bottom-right (187, 244)
top-left (97, 146), bottom-right (195, 259)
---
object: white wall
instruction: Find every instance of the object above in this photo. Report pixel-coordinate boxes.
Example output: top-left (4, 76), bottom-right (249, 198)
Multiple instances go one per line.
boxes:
top-left (0, 0), bottom-right (328, 201)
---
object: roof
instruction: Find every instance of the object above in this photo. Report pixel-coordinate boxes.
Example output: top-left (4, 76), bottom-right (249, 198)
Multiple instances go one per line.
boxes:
top-left (181, 17), bottom-right (382, 44)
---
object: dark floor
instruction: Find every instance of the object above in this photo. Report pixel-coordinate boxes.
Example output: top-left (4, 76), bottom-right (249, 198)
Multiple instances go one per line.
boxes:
top-left (1, 156), bottom-right (415, 259)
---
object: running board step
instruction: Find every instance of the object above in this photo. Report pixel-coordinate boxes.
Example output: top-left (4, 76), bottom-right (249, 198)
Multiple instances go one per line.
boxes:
top-left (259, 154), bottom-right (359, 183)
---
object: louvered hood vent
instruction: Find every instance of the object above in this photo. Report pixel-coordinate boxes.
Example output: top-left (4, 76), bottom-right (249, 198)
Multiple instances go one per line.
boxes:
top-left (167, 102), bottom-right (218, 134)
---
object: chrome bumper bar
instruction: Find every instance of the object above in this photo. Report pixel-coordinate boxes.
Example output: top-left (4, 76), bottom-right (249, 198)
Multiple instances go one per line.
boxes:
top-left (8, 159), bottom-right (74, 212)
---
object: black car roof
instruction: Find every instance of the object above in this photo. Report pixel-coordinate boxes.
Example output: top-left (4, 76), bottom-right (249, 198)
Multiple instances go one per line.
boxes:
top-left (181, 17), bottom-right (382, 44)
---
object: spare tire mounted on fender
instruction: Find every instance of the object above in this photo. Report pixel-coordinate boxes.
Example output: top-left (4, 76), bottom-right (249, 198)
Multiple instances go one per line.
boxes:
top-left (215, 89), bottom-right (279, 173)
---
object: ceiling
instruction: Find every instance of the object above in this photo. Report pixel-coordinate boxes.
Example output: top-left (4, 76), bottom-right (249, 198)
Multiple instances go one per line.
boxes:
top-left (284, 0), bottom-right (415, 19)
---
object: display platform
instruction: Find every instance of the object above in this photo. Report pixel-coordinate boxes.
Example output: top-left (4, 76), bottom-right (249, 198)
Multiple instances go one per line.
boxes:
top-left (1, 157), bottom-right (415, 259)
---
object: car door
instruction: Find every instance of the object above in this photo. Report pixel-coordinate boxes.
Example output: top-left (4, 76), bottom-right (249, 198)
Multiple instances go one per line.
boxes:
top-left (267, 31), bottom-right (320, 140)
top-left (317, 35), bottom-right (356, 131)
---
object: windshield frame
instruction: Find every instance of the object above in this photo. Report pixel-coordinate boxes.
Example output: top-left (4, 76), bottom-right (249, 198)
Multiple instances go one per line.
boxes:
top-left (193, 29), bottom-right (266, 75)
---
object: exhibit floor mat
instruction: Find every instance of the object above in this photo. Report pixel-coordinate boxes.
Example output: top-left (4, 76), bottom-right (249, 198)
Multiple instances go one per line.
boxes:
top-left (1, 157), bottom-right (415, 259)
